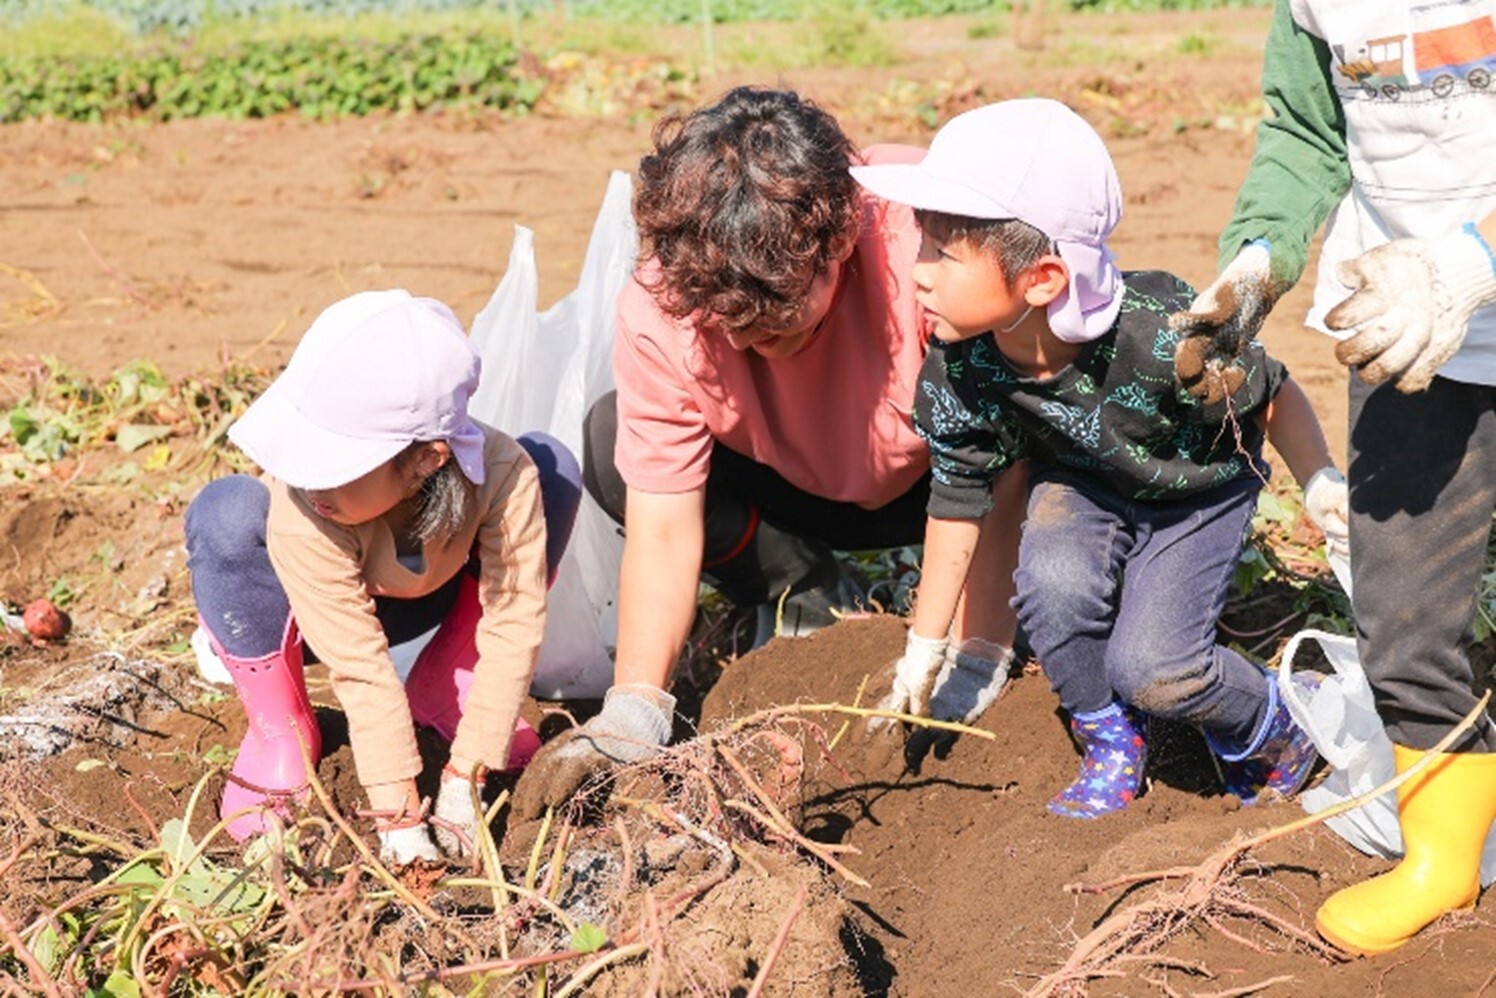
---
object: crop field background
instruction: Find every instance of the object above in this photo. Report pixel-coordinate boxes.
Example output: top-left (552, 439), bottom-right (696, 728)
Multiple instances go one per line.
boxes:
top-left (0, 1), bottom-right (1492, 995)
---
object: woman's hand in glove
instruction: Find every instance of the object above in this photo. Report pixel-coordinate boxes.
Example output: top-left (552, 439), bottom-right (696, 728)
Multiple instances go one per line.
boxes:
top-left (509, 684), bottom-right (676, 821)
top-left (1171, 242), bottom-right (1282, 404)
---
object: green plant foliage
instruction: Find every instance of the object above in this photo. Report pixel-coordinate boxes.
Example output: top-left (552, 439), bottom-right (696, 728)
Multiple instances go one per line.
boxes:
top-left (0, 0), bottom-right (1270, 37)
top-left (0, 32), bottom-right (541, 122)
top-left (0, 357), bottom-right (270, 485)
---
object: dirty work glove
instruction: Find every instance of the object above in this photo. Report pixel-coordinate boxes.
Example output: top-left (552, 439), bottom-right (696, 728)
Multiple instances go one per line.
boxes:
top-left (1328, 227), bottom-right (1496, 393)
top-left (509, 684), bottom-right (675, 821)
top-left (869, 630), bottom-right (949, 730)
top-left (1170, 241), bottom-right (1281, 404)
top-left (431, 766), bottom-right (483, 861)
top-left (1302, 466), bottom-right (1349, 564)
top-left (927, 638), bottom-right (1016, 726)
top-left (376, 823), bottom-right (441, 866)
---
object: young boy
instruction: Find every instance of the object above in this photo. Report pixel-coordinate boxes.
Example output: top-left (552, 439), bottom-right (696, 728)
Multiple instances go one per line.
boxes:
top-left (853, 99), bottom-right (1347, 817)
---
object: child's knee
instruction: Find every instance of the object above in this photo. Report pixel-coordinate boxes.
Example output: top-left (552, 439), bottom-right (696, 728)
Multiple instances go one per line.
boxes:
top-left (185, 475), bottom-right (270, 560)
top-left (1107, 641), bottom-right (1212, 715)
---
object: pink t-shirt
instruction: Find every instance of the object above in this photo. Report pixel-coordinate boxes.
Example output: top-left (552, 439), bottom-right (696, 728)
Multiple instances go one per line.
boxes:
top-left (613, 144), bottom-right (930, 510)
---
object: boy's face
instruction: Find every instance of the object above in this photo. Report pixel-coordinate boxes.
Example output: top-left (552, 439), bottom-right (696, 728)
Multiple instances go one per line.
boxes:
top-left (912, 230), bottom-right (1026, 343)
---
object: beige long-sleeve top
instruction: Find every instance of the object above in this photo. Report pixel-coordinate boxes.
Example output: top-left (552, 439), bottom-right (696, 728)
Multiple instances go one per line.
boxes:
top-left (265, 423), bottom-right (547, 787)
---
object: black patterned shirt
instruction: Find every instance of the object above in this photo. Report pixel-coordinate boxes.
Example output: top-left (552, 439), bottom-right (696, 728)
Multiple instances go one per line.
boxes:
top-left (914, 270), bottom-right (1287, 520)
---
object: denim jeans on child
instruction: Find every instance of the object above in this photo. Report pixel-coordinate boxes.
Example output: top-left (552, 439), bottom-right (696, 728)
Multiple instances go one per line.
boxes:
top-left (1013, 469), bottom-right (1270, 754)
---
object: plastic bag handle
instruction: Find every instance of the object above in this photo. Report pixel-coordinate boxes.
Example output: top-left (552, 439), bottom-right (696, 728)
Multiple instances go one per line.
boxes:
top-left (1278, 627), bottom-right (1364, 768)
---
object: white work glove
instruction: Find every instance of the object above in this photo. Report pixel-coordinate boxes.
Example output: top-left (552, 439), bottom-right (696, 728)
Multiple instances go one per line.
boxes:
top-left (1329, 227), bottom-right (1496, 393)
top-left (927, 638), bottom-right (1015, 726)
top-left (432, 769), bottom-right (483, 861)
top-left (1171, 242), bottom-right (1282, 404)
top-left (1302, 466), bottom-right (1349, 564)
top-left (376, 823), bottom-right (441, 866)
top-left (509, 684), bottom-right (675, 821)
top-left (870, 630), bottom-right (949, 729)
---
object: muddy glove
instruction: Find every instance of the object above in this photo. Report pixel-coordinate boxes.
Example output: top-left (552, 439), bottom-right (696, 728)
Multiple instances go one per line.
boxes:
top-left (869, 630), bottom-right (949, 730)
top-left (1170, 241), bottom-right (1280, 404)
top-left (376, 817), bottom-right (441, 866)
top-left (431, 766), bottom-right (483, 861)
top-left (1302, 466), bottom-right (1349, 564)
top-left (1329, 226), bottom-right (1496, 393)
top-left (509, 684), bottom-right (675, 821)
top-left (928, 638), bottom-right (1015, 725)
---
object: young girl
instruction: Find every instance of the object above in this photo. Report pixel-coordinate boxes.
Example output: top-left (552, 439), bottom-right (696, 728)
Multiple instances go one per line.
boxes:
top-left (853, 99), bottom-right (1347, 818)
top-left (186, 289), bottom-right (581, 863)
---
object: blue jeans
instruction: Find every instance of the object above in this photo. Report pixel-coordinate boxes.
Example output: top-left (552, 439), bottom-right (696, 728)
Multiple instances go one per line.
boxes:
top-left (1013, 471), bottom-right (1269, 754)
top-left (186, 433), bottom-right (581, 659)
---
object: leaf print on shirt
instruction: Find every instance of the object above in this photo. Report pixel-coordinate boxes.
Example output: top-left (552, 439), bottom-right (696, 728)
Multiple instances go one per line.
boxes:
top-left (969, 339), bottom-right (1017, 383)
top-left (1151, 327), bottom-right (1180, 362)
top-left (918, 379), bottom-right (974, 441)
top-left (1105, 383), bottom-right (1158, 416)
top-left (1171, 422), bottom-right (1205, 461)
top-left (1039, 400), bottom-right (1101, 449)
top-left (1211, 457), bottom-right (1243, 486)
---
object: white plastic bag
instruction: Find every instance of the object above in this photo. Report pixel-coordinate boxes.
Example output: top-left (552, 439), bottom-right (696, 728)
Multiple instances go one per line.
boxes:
top-left (466, 169), bottom-right (636, 699)
top-left (1279, 625), bottom-right (1496, 886)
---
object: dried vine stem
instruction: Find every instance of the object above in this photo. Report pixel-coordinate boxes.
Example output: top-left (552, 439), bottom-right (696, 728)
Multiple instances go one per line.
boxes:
top-left (1028, 692), bottom-right (1491, 997)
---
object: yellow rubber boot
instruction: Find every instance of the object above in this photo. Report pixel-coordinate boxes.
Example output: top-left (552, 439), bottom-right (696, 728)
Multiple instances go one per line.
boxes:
top-left (1316, 744), bottom-right (1496, 956)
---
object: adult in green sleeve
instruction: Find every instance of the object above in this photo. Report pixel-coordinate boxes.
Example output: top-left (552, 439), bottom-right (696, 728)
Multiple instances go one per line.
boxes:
top-left (1170, 0), bottom-right (1496, 957)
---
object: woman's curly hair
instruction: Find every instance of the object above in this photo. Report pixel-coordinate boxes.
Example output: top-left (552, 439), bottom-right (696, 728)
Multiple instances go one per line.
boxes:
top-left (634, 87), bottom-right (860, 335)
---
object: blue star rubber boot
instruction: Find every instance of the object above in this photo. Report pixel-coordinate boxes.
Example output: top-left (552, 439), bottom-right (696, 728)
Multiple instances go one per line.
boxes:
top-left (1211, 670), bottom-right (1323, 806)
top-left (1048, 702), bottom-right (1148, 819)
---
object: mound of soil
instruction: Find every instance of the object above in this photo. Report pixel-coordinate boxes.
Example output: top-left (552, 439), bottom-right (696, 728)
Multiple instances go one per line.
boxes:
top-left (700, 617), bottom-right (1496, 996)
top-left (3, 615), bottom-right (1493, 995)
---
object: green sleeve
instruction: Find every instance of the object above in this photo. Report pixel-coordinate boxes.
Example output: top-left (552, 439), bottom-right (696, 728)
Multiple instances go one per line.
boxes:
top-left (1220, 0), bottom-right (1351, 289)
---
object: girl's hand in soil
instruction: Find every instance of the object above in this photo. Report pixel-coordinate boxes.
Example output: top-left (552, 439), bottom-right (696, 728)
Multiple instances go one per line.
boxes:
top-left (432, 765), bottom-right (483, 860)
top-left (369, 779), bottom-right (442, 866)
top-left (510, 684), bottom-right (676, 821)
top-left (1170, 241), bottom-right (1281, 404)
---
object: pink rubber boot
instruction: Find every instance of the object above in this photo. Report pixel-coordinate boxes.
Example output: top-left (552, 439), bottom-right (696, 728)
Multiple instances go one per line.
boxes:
top-left (215, 617), bottom-right (322, 841)
top-left (404, 572), bottom-right (540, 773)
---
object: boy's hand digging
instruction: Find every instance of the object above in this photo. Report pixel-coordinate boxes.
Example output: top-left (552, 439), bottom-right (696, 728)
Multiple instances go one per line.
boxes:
top-left (869, 630), bottom-right (949, 729)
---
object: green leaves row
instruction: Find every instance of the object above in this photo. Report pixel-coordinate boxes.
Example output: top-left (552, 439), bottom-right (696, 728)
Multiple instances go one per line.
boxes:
top-left (0, 32), bottom-right (543, 122)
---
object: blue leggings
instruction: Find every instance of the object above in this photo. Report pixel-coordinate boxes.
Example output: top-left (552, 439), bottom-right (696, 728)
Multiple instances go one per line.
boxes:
top-left (186, 433), bottom-right (581, 659)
